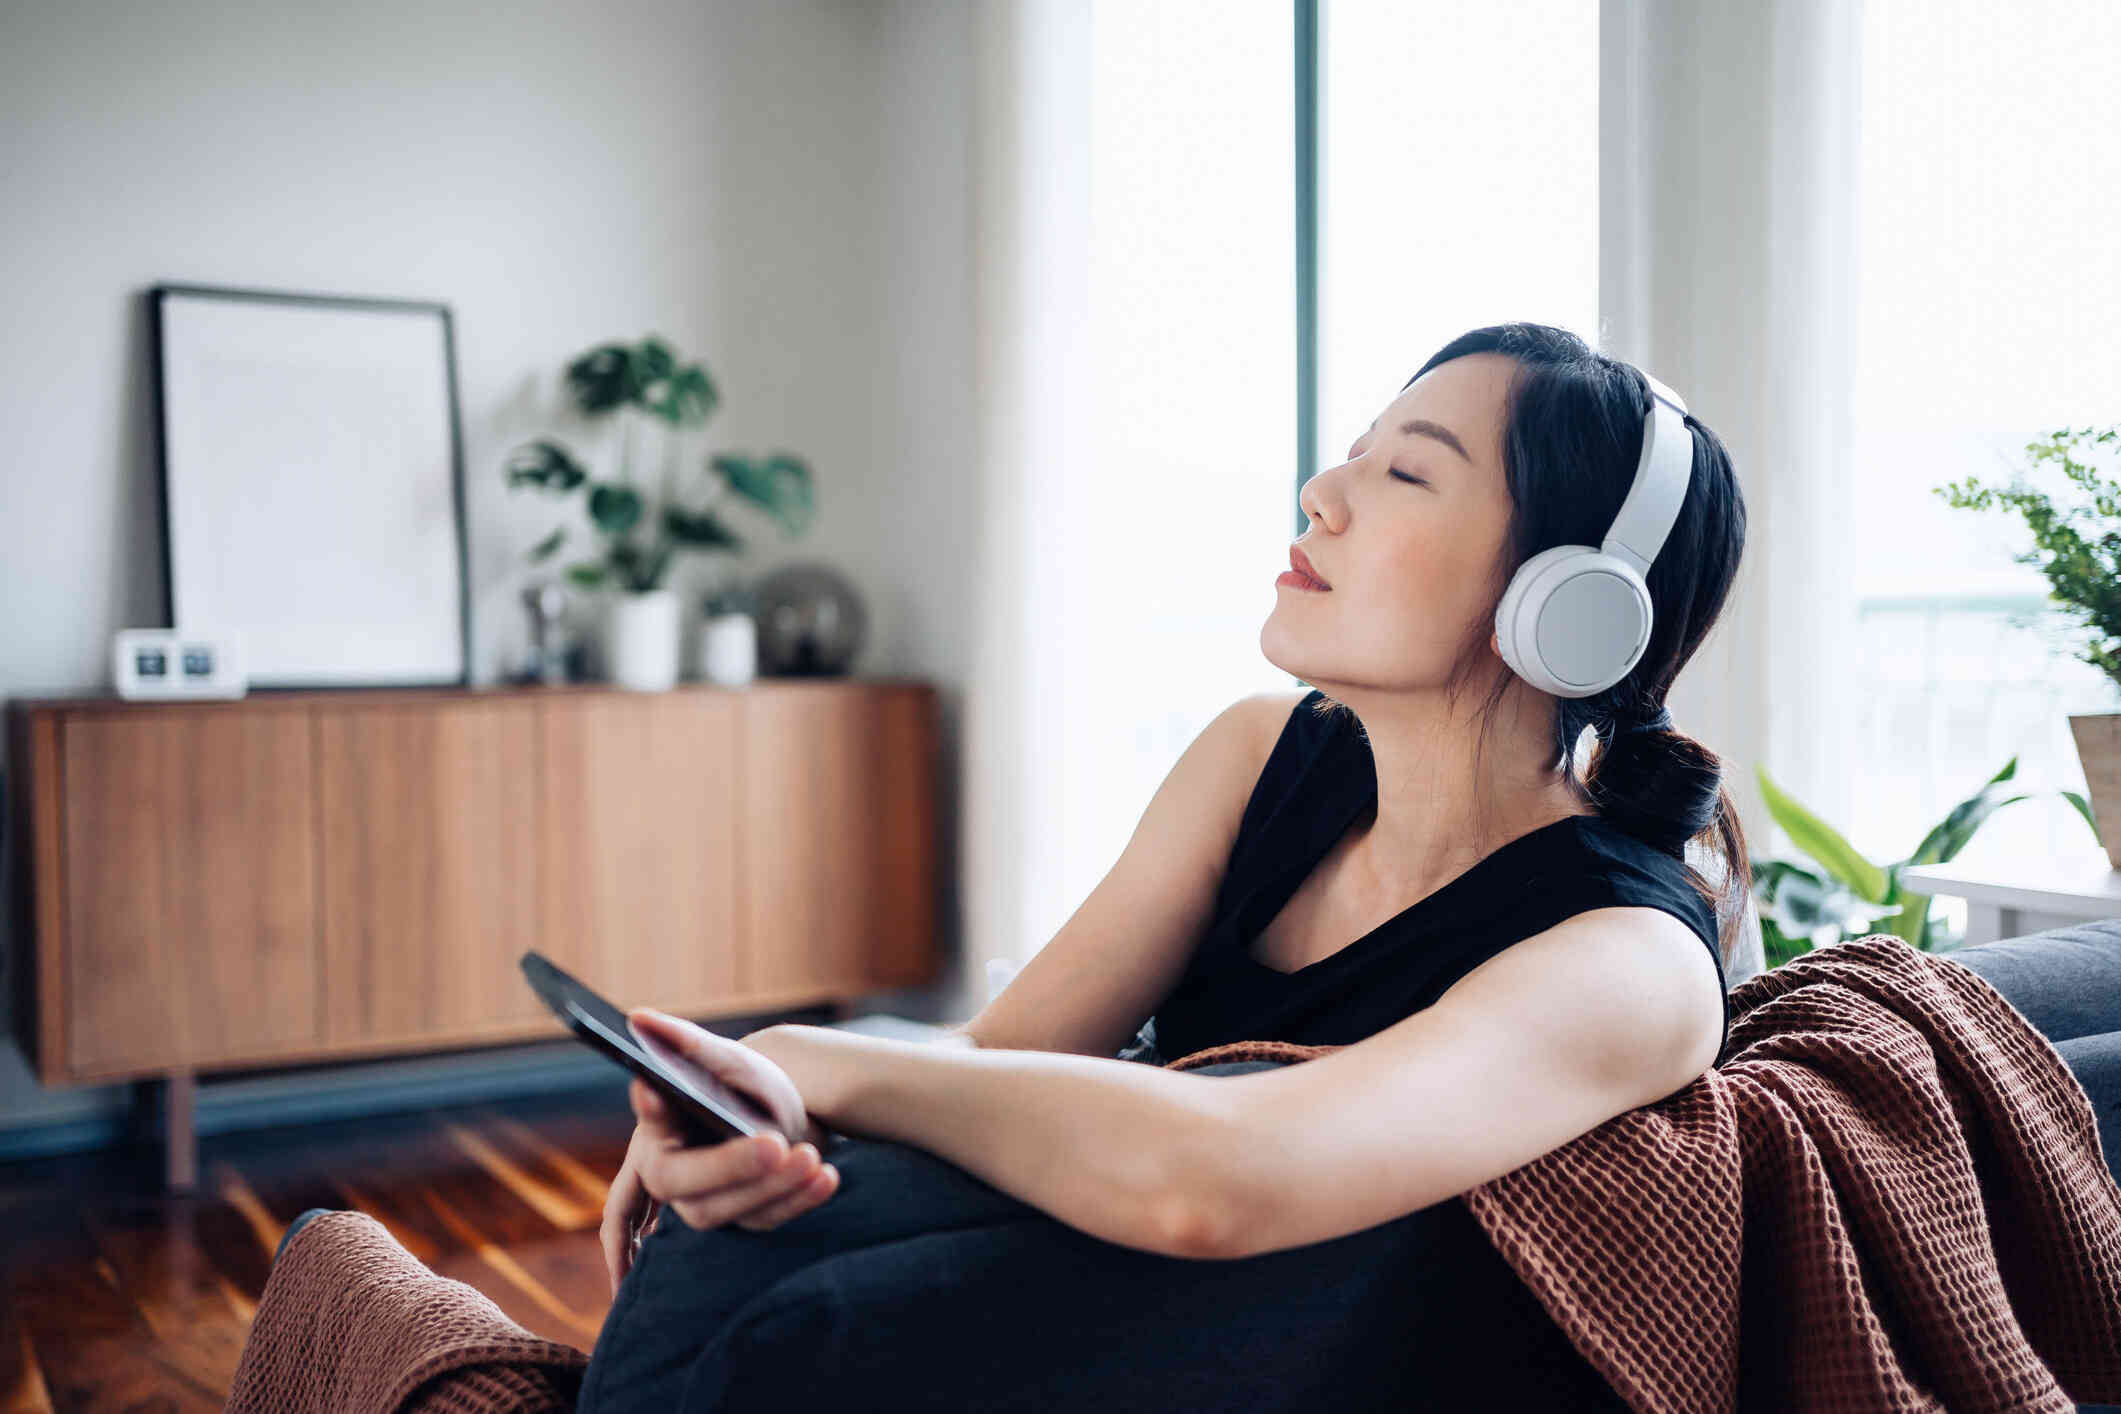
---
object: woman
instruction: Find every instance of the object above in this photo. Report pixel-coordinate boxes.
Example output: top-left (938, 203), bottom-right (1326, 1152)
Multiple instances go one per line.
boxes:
top-left (577, 322), bottom-right (1752, 1411)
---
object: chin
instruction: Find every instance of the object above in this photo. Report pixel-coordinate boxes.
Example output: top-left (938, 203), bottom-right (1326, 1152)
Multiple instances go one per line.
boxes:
top-left (1258, 619), bottom-right (1312, 681)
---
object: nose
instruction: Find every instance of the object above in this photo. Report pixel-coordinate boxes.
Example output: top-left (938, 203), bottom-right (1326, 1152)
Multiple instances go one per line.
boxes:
top-left (1298, 465), bottom-right (1345, 534)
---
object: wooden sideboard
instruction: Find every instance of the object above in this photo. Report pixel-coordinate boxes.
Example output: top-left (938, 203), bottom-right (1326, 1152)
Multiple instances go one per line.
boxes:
top-left (5, 678), bottom-right (941, 1187)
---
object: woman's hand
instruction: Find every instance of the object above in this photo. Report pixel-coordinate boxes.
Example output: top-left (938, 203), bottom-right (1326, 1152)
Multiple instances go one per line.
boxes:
top-left (598, 1010), bottom-right (842, 1295)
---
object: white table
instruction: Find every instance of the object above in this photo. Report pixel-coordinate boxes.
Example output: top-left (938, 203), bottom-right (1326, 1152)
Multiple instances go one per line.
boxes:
top-left (1900, 851), bottom-right (2121, 946)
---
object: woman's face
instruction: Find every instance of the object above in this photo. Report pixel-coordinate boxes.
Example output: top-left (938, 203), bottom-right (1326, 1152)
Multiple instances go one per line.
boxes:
top-left (1261, 352), bottom-right (1519, 695)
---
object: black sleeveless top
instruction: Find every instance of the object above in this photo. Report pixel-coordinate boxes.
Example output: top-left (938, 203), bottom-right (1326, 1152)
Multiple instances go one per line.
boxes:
top-left (1118, 688), bottom-right (1729, 1071)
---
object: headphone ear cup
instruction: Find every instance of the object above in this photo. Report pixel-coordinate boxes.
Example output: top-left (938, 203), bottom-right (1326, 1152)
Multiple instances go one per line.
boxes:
top-left (1495, 544), bottom-right (1593, 694)
top-left (1495, 546), bottom-right (1653, 697)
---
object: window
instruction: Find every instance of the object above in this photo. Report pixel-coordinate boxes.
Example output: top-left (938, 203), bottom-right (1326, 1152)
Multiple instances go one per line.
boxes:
top-left (1034, 0), bottom-right (1295, 929)
top-left (1314, 1), bottom-right (1599, 482)
top-left (1849, 0), bottom-right (2121, 884)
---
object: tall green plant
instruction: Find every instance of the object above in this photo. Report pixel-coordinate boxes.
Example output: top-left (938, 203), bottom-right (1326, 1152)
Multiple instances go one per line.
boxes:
top-left (1935, 424), bottom-right (2121, 689)
top-left (504, 335), bottom-right (816, 593)
top-left (1750, 759), bottom-right (2100, 968)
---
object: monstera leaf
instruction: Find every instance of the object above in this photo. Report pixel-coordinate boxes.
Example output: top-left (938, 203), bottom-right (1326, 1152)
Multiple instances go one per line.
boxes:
top-left (567, 338), bottom-right (672, 415)
top-left (565, 342), bottom-right (640, 415)
top-left (505, 439), bottom-right (589, 493)
top-left (587, 482), bottom-right (644, 536)
top-left (642, 362), bottom-right (718, 427)
top-left (714, 453), bottom-right (816, 535)
top-left (664, 505), bottom-right (745, 551)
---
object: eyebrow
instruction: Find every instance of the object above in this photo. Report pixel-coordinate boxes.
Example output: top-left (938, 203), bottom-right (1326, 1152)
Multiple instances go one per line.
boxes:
top-left (1355, 417), bottom-right (1474, 464)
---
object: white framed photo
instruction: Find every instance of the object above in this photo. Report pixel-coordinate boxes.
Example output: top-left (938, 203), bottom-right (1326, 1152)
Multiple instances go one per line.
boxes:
top-left (151, 283), bottom-right (470, 688)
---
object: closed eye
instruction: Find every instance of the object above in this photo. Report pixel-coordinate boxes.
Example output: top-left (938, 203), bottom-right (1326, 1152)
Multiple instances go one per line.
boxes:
top-left (1391, 471), bottom-right (1428, 488)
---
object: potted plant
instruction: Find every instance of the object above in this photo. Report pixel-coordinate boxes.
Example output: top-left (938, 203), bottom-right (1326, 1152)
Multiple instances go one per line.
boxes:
top-left (505, 335), bottom-right (816, 690)
top-left (1937, 424), bottom-right (2121, 865)
top-left (1750, 758), bottom-right (2098, 968)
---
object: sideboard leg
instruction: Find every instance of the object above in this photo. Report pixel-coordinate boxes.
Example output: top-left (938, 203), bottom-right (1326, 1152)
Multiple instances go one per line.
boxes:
top-left (163, 1069), bottom-right (198, 1194)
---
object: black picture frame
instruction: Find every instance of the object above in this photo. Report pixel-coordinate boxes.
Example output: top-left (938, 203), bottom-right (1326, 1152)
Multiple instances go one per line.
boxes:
top-left (148, 281), bottom-right (472, 690)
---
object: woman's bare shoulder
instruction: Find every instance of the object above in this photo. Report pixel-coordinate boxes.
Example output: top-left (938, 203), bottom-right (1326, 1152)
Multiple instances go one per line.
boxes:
top-left (1232, 689), bottom-right (1315, 767)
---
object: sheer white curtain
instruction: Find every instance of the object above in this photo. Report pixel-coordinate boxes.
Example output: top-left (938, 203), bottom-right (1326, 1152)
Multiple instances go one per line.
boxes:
top-left (1601, 0), bottom-right (1864, 928)
top-left (961, 0), bottom-right (1295, 1013)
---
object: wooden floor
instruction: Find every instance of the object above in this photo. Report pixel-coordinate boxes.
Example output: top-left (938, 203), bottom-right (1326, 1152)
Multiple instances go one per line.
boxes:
top-left (0, 1080), bottom-right (637, 1412)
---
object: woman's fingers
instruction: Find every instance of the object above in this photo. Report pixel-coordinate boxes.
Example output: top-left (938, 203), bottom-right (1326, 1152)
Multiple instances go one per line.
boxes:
top-left (668, 1143), bottom-right (826, 1232)
top-left (601, 1151), bottom-right (650, 1295)
top-left (733, 1160), bottom-right (840, 1232)
top-left (640, 1128), bottom-right (783, 1200)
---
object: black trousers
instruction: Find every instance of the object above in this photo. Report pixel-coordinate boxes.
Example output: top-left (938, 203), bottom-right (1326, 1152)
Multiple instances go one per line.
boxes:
top-left (574, 1059), bottom-right (1628, 1413)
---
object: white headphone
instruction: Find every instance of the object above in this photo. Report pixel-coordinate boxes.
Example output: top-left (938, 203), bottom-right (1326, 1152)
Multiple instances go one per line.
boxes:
top-left (1493, 370), bottom-right (1694, 698)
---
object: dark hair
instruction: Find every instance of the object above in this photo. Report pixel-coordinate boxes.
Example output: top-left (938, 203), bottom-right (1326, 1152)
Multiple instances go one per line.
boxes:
top-left (1309, 322), bottom-right (1753, 972)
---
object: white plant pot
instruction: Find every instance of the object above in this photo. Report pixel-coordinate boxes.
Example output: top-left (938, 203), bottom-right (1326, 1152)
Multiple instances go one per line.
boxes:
top-left (699, 612), bottom-right (757, 687)
top-left (603, 589), bottom-right (680, 691)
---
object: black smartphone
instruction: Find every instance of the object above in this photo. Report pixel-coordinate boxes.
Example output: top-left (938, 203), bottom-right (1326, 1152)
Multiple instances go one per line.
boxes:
top-left (519, 950), bottom-right (783, 1148)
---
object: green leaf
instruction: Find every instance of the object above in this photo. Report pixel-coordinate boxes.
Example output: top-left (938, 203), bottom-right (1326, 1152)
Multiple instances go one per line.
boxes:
top-left (564, 336), bottom-right (711, 424)
top-left (505, 439), bottom-right (589, 493)
top-left (1755, 764), bottom-right (1890, 902)
top-left (663, 505), bottom-right (743, 550)
top-left (529, 526), bottom-right (566, 562)
top-left (1751, 857), bottom-right (1820, 900)
top-left (633, 337), bottom-right (677, 387)
top-left (714, 453), bottom-right (816, 535)
top-left (564, 562), bottom-right (607, 589)
top-left (644, 362), bottom-right (718, 427)
top-left (1934, 423), bottom-right (2121, 695)
top-left (565, 344), bottom-right (640, 415)
top-left (588, 482), bottom-right (645, 536)
top-left (2063, 788), bottom-right (2104, 843)
top-left (1881, 889), bottom-right (1931, 949)
top-left (1904, 757), bottom-right (2025, 865)
top-left (1750, 857), bottom-right (1881, 936)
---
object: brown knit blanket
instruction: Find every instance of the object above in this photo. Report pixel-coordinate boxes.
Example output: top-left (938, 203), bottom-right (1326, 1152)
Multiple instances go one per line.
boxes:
top-left (1165, 932), bottom-right (2121, 1413)
top-left (223, 1209), bottom-right (588, 1414)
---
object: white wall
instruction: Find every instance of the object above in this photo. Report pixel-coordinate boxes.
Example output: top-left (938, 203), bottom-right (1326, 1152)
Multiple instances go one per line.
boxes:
top-left (0, 0), bottom-right (986, 1143)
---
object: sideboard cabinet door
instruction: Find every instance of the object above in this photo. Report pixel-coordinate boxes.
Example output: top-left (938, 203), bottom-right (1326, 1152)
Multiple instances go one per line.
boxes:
top-left (317, 700), bottom-right (542, 1045)
top-left (741, 685), bottom-right (938, 998)
top-left (61, 708), bottom-right (320, 1077)
top-left (537, 693), bottom-right (744, 1013)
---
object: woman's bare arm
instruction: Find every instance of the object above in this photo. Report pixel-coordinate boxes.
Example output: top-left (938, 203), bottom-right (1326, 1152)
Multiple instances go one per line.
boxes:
top-left (953, 691), bottom-right (1303, 1057)
top-left (742, 1023), bottom-right (1243, 1260)
top-left (1183, 906), bottom-right (1726, 1259)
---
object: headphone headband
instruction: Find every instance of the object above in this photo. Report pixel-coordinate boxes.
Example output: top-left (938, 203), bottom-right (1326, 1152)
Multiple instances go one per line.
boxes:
top-left (1602, 372), bottom-right (1692, 576)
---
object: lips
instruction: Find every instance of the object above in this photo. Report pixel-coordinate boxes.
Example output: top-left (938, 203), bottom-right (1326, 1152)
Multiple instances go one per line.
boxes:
top-left (1289, 545), bottom-right (1331, 589)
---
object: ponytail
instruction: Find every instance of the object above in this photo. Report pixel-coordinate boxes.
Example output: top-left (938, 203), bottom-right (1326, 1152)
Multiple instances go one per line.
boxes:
top-left (1582, 714), bottom-right (1754, 973)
